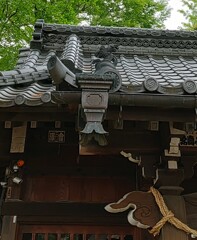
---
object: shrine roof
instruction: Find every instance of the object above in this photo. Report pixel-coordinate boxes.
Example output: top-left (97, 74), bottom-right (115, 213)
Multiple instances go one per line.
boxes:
top-left (1, 19), bottom-right (197, 107)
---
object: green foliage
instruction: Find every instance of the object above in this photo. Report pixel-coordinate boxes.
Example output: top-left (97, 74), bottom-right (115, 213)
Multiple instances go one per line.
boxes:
top-left (0, 0), bottom-right (170, 70)
top-left (180, 0), bottom-right (197, 30)
top-left (90, 0), bottom-right (170, 28)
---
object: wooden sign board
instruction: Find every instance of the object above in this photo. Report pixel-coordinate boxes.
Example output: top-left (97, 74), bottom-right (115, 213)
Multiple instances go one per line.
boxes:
top-left (48, 131), bottom-right (65, 143)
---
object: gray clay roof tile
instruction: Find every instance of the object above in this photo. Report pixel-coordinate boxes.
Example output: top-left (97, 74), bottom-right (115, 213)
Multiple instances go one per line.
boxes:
top-left (1, 20), bottom-right (197, 107)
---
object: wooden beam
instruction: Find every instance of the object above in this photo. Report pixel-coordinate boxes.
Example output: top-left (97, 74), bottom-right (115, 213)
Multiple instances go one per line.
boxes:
top-left (0, 108), bottom-right (193, 122)
top-left (52, 91), bottom-right (197, 109)
top-left (0, 112), bottom-right (75, 121)
top-left (80, 131), bottom-right (161, 155)
top-left (107, 106), bottom-right (195, 122)
top-left (2, 202), bottom-right (129, 225)
top-left (2, 202), bottom-right (104, 216)
top-left (17, 215), bottom-right (129, 225)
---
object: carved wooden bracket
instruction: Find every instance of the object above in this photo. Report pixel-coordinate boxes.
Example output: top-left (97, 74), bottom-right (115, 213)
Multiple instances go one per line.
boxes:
top-left (105, 190), bottom-right (161, 228)
top-left (77, 76), bottom-right (112, 146)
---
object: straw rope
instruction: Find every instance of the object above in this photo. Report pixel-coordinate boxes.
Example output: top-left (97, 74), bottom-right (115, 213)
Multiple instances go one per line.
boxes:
top-left (149, 187), bottom-right (197, 237)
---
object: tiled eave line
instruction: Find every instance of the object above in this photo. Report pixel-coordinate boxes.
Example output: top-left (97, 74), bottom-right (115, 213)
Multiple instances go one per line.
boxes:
top-left (0, 66), bottom-right (50, 87)
top-left (42, 24), bottom-right (197, 39)
top-left (0, 83), bottom-right (54, 107)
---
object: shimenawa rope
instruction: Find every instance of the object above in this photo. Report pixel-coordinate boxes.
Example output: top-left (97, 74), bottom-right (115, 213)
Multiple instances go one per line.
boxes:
top-left (149, 187), bottom-right (197, 238)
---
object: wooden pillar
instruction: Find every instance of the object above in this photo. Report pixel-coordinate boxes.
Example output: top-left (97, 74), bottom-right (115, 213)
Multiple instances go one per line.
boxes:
top-left (159, 194), bottom-right (188, 240)
top-left (1, 216), bottom-right (17, 240)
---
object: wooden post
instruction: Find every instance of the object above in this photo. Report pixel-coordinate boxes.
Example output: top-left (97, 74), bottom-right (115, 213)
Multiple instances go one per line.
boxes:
top-left (159, 195), bottom-right (188, 240)
top-left (1, 216), bottom-right (17, 240)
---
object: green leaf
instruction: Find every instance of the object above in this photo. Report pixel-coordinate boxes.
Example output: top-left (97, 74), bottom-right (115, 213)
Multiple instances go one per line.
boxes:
top-left (0, 0), bottom-right (170, 70)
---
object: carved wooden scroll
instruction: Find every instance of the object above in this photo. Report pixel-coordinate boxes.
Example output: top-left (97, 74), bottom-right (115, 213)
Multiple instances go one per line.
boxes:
top-left (105, 189), bottom-right (197, 239)
top-left (105, 190), bottom-right (161, 228)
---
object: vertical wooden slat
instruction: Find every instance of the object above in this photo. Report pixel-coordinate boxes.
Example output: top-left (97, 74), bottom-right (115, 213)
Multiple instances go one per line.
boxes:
top-left (70, 233), bottom-right (74, 240)
top-left (16, 225), bottom-right (139, 240)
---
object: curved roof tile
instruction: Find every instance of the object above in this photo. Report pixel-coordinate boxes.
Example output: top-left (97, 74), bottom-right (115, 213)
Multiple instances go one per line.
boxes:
top-left (0, 83), bottom-right (54, 107)
top-left (42, 23), bottom-right (197, 39)
top-left (1, 20), bottom-right (197, 107)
